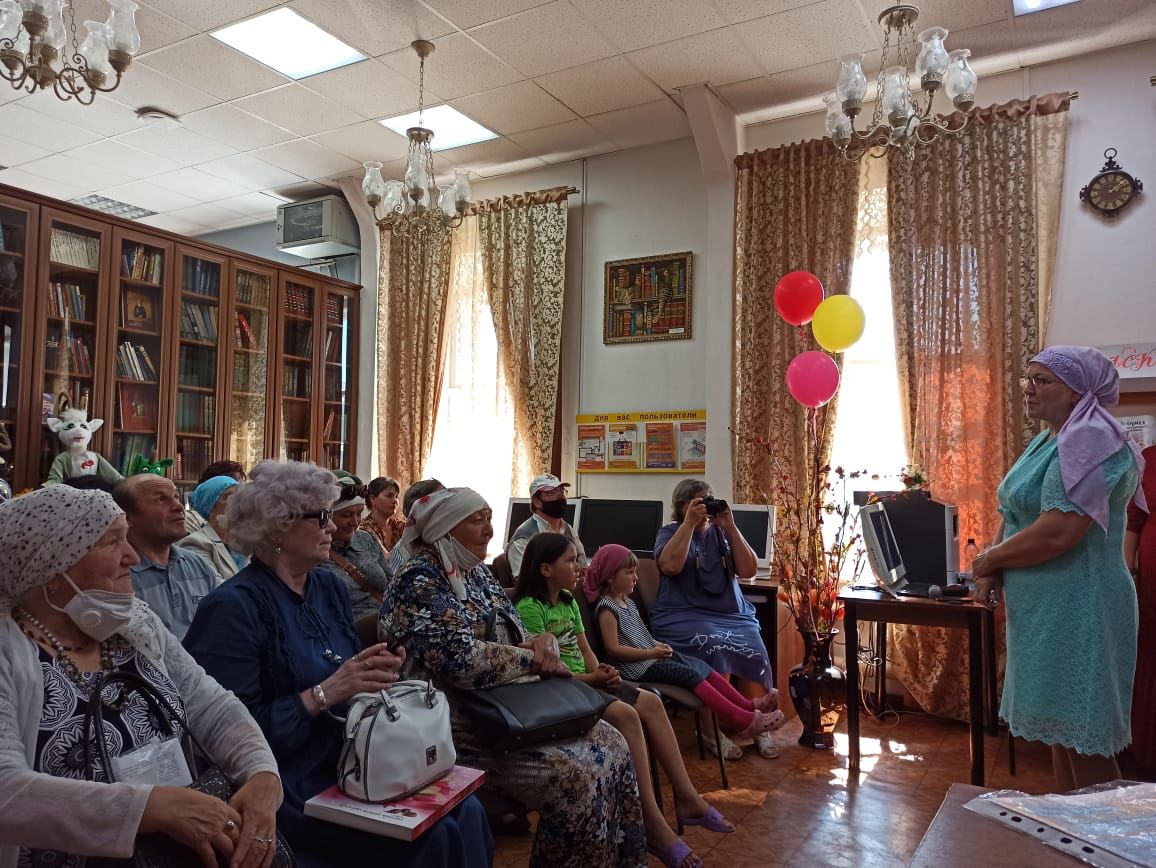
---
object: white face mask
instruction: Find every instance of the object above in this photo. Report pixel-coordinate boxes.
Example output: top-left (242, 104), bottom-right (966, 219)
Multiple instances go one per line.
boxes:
top-left (445, 536), bottom-right (483, 572)
top-left (46, 573), bottom-right (135, 642)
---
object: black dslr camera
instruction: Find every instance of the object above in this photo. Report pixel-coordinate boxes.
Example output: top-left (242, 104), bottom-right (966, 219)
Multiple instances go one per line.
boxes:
top-left (700, 495), bottom-right (729, 516)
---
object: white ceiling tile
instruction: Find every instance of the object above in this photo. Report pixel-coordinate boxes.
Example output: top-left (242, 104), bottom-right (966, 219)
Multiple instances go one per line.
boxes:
top-left (418, 0), bottom-right (552, 29)
top-left (450, 81), bottom-right (577, 135)
top-left (301, 58), bottom-right (433, 120)
top-left (1013, 0), bottom-right (1155, 50)
top-left (149, 168), bottom-right (254, 200)
top-left (0, 103), bottom-right (102, 152)
top-left (628, 26), bottom-right (764, 91)
top-left (167, 203), bottom-right (251, 228)
top-left (234, 84), bottom-right (364, 136)
top-left (19, 154), bottom-right (133, 192)
top-left (536, 56), bottom-right (667, 116)
top-left (251, 140), bottom-right (361, 179)
top-left (0, 167), bottom-right (83, 201)
top-left (198, 153), bottom-right (307, 189)
top-left (310, 121), bottom-right (412, 163)
top-left (289, 0), bottom-right (454, 58)
top-left (946, 21), bottom-right (1020, 72)
top-left (24, 95), bottom-right (144, 138)
top-left (137, 213), bottom-right (212, 234)
top-left (380, 32), bottom-right (522, 99)
top-left (268, 179), bottom-right (341, 200)
top-left (217, 191), bottom-right (287, 216)
top-left (180, 105), bottom-right (295, 151)
top-left (469, 1), bottom-right (618, 77)
top-left (436, 136), bottom-right (546, 176)
top-left (585, 99), bottom-right (691, 150)
top-left (66, 140), bottom-right (183, 180)
top-left (97, 180), bottom-right (200, 213)
top-left (141, 36), bottom-right (289, 101)
top-left (859, 0), bottom-right (1010, 35)
top-left (762, 57), bottom-right (849, 108)
top-left (102, 64), bottom-right (219, 117)
top-left (142, 0), bottom-right (282, 31)
top-left (570, 0), bottom-right (727, 52)
top-left (715, 76), bottom-right (778, 114)
top-left (115, 125), bottom-right (237, 166)
top-left (71, 0), bottom-right (195, 54)
top-left (712, 0), bottom-right (827, 25)
top-left (735, 1), bottom-right (877, 76)
top-left (507, 118), bottom-right (618, 164)
top-left (0, 138), bottom-right (50, 168)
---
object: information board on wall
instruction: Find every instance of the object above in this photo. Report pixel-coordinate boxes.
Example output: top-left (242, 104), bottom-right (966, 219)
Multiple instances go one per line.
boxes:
top-left (575, 410), bottom-right (705, 474)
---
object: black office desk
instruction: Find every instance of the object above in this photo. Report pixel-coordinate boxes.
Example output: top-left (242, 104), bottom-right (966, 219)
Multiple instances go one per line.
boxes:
top-left (738, 576), bottom-right (779, 686)
top-left (840, 588), bottom-right (992, 786)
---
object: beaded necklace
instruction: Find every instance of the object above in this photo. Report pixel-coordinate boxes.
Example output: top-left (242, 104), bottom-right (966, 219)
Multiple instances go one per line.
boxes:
top-left (14, 606), bottom-right (115, 695)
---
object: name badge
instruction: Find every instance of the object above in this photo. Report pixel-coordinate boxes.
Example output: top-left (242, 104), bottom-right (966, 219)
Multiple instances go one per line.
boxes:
top-left (110, 737), bottom-right (193, 787)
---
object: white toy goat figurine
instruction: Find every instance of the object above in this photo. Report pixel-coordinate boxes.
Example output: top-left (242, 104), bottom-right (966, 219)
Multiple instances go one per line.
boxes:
top-left (45, 407), bottom-right (123, 486)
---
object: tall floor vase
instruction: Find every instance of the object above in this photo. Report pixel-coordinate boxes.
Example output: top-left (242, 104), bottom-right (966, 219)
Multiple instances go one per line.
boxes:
top-left (789, 629), bottom-right (846, 749)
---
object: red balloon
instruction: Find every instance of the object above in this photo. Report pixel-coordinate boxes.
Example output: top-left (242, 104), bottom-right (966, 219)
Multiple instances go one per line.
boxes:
top-left (774, 271), bottom-right (825, 326)
top-left (786, 351), bottom-right (840, 408)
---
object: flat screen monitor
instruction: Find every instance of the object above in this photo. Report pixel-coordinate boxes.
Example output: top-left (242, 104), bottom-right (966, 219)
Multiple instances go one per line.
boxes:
top-left (730, 504), bottom-right (776, 570)
top-left (859, 502), bottom-right (907, 595)
top-left (577, 498), bottom-right (665, 558)
top-left (503, 497), bottom-right (581, 543)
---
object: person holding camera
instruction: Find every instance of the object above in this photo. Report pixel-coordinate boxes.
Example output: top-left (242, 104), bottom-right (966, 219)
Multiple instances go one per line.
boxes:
top-left (651, 479), bottom-right (779, 760)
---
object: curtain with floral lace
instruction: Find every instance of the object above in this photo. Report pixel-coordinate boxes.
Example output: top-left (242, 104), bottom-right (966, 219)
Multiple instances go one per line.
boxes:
top-left (732, 139), bottom-right (860, 505)
top-left (885, 94), bottom-right (1070, 720)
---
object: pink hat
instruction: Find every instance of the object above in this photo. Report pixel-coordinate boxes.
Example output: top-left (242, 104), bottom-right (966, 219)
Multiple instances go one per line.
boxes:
top-left (582, 543), bottom-right (633, 603)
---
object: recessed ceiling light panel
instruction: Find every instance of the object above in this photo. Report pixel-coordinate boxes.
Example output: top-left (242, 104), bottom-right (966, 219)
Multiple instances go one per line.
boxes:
top-left (211, 8), bottom-right (366, 80)
top-left (1013, 0), bottom-right (1082, 16)
top-left (378, 105), bottom-right (498, 152)
top-left (70, 195), bottom-right (156, 220)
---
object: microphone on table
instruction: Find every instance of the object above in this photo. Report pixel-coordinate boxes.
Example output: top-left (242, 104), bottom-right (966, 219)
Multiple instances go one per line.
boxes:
top-left (928, 585), bottom-right (962, 604)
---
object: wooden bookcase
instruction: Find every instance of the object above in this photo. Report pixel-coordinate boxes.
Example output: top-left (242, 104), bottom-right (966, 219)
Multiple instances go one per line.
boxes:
top-left (1, 183), bottom-right (361, 494)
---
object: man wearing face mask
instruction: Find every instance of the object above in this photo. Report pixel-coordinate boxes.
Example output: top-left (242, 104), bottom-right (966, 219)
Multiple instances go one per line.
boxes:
top-left (505, 474), bottom-right (587, 577)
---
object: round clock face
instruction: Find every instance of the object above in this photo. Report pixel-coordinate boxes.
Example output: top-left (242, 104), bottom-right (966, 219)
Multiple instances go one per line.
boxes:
top-left (1087, 170), bottom-right (1136, 212)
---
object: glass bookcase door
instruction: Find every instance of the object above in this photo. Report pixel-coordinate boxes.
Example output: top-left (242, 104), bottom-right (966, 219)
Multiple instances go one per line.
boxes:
top-left (0, 196), bottom-right (35, 492)
top-left (110, 231), bottom-right (170, 476)
top-left (38, 212), bottom-right (108, 484)
top-left (279, 277), bottom-right (316, 463)
top-left (321, 291), bottom-right (353, 471)
top-left (175, 248), bottom-right (224, 494)
top-left (229, 264), bottom-right (273, 470)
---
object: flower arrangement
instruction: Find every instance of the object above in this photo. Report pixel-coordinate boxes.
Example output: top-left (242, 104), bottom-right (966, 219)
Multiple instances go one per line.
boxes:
top-left (900, 463), bottom-right (929, 492)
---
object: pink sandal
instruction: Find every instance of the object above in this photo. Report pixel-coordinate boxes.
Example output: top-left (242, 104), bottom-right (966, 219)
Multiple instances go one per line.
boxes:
top-left (752, 689), bottom-right (780, 713)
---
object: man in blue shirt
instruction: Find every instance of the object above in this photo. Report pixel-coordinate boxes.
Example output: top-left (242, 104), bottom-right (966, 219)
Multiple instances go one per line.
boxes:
top-left (113, 474), bottom-right (216, 640)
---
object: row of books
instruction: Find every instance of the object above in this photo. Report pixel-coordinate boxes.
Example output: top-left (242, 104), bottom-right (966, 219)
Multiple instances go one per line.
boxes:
top-left (121, 245), bottom-right (164, 284)
top-left (236, 271), bottom-right (271, 307)
top-left (115, 434), bottom-right (156, 476)
top-left (45, 334), bottom-right (93, 376)
top-left (284, 322), bottom-right (313, 357)
top-left (284, 284), bottom-right (312, 315)
top-left (324, 368), bottom-right (346, 403)
top-left (283, 364), bottom-right (313, 399)
top-left (183, 258), bottom-right (221, 298)
top-left (177, 392), bottom-right (215, 436)
top-left (325, 328), bottom-right (343, 363)
top-left (173, 441), bottom-right (215, 483)
top-left (50, 228), bottom-right (100, 270)
top-left (47, 281), bottom-right (88, 320)
top-left (326, 295), bottom-right (344, 324)
top-left (322, 407), bottom-right (347, 440)
top-left (178, 345), bottom-right (217, 390)
top-left (235, 310), bottom-right (264, 350)
top-left (116, 341), bottom-right (159, 381)
top-left (181, 301), bottom-right (219, 343)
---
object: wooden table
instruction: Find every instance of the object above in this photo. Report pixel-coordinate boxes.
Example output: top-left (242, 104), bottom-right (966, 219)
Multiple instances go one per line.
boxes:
top-left (840, 588), bottom-right (992, 785)
top-left (738, 575), bottom-right (778, 685)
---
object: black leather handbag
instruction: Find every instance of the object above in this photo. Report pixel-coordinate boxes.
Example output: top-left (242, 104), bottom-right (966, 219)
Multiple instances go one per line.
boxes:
top-left (454, 608), bottom-right (610, 753)
top-left (83, 669), bottom-right (294, 868)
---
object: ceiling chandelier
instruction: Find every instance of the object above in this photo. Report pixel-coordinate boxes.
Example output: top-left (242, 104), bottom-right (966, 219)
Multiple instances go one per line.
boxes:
top-left (825, 4), bottom-right (978, 160)
top-left (361, 39), bottom-right (473, 238)
top-left (0, 0), bottom-right (140, 104)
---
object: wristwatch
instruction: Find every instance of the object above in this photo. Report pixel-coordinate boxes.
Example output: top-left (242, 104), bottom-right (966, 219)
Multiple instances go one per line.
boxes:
top-left (311, 684), bottom-right (328, 709)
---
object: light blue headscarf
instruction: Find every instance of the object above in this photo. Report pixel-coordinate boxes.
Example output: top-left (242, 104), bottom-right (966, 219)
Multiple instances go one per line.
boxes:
top-left (190, 475), bottom-right (238, 520)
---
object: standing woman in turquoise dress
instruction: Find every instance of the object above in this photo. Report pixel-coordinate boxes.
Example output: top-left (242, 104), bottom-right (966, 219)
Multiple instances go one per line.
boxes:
top-left (972, 345), bottom-right (1146, 790)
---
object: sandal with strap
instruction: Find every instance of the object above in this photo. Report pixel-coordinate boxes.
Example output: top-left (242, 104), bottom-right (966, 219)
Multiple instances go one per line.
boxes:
top-left (677, 805), bottom-right (735, 835)
top-left (700, 730), bottom-right (742, 761)
top-left (648, 839), bottom-right (703, 868)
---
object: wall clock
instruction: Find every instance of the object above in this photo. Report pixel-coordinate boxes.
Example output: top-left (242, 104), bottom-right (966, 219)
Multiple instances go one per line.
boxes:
top-left (1080, 148), bottom-right (1143, 218)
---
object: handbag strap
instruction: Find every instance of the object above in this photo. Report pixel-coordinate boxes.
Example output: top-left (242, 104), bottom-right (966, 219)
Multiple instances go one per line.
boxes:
top-left (484, 607), bottom-right (524, 645)
top-left (330, 550), bottom-right (383, 603)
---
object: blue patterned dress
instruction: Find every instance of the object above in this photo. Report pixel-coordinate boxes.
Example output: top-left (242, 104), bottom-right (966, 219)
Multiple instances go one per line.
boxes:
top-left (997, 432), bottom-right (1140, 756)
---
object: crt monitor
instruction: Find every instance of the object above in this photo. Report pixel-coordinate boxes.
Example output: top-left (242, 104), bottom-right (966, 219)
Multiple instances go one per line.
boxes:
top-left (577, 499), bottom-right (665, 558)
top-left (504, 497), bottom-right (581, 543)
top-left (859, 502), bottom-right (907, 595)
top-left (729, 504), bottom-right (776, 570)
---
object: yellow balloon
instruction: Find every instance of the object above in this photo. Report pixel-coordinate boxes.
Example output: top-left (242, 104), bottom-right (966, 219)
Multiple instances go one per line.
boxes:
top-left (811, 296), bottom-right (865, 352)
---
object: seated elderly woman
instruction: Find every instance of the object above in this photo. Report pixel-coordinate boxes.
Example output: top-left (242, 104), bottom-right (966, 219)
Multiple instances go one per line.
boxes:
top-left (177, 475), bottom-right (249, 584)
top-left (327, 479), bottom-right (391, 619)
top-left (184, 460), bottom-right (492, 868)
top-left (0, 485), bottom-right (283, 867)
top-left (382, 487), bottom-right (647, 868)
top-left (185, 460), bottom-right (247, 534)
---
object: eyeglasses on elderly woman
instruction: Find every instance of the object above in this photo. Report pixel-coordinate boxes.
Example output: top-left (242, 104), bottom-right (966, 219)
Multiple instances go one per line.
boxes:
top-left (1020, 374), bottom-right (1061, 389)
top-left (299, 509), bottom-right (333, 527)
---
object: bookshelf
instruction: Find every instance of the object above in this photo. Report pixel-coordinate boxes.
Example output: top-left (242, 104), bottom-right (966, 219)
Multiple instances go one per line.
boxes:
top-left (2, 183), bottom-right (361, 493)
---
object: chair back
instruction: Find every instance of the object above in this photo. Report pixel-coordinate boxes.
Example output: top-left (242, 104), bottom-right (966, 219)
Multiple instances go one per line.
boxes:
top-left (574, 590), bottom-right (607, 660)
top-left (491, 553), bottom-right (515, 589)
top-left (634, 558), bottom-right (661, 616)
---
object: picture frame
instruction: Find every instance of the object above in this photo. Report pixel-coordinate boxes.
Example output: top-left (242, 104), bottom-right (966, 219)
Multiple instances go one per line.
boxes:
top-left (118, 384), bottom-right (156, 433)
top-left (122, 289), bottom-right (157, 332)
top-left (604, 251), bottom-right (692, 345)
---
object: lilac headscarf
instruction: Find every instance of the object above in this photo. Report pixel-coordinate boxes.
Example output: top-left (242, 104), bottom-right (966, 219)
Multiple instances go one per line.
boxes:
top-left (1031, 345), bottom-right (1147, 530)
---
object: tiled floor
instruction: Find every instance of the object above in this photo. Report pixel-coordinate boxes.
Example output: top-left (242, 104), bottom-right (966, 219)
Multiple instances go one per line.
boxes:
top-left (492, 711), bottom-right (1058, 867)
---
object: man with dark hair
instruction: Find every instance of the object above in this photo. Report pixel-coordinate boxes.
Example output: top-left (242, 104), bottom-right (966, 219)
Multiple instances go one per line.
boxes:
top-left (384, 478), bottom-right (445, 582)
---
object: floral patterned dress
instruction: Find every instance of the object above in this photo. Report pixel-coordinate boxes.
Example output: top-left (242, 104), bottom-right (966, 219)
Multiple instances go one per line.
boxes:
top-left (382, 549), bottom-right (647, 868)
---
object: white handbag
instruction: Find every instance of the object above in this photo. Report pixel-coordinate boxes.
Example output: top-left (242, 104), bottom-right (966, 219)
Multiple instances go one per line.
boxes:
top-left (336, 680), bottom-right (457, 802)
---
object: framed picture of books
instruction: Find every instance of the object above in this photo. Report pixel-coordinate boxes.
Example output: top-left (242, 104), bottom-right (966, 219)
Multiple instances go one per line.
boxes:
top-left (118, 384), bottom-right (156, 432)
top-left (122, 289), bottom-right (157, 332)
top-left (604, 251), bottom-right (692, 345)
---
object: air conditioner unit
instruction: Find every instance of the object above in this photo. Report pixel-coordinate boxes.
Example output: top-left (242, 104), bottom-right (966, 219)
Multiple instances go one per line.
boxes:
top-left (276, 195), bottom-right (360, 258)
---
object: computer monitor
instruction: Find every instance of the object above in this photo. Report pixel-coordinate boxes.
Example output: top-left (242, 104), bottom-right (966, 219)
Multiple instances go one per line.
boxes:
top-left (577, 498), bottom-right (665, 558)
top-left (730, 504), bottom-right (776, 570)
top-left (503, 497), bottom-right (581, 543)
top-left (859, 502), bottom-right (907, 596)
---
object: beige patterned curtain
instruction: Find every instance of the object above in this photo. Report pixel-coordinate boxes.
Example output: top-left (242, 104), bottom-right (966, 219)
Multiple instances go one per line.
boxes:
top-left (375, 228), bottom-right (453, 489)
top-left (732, 139), bottom-right (860, 505)
top-left (886, 93), bottom-right (1071, 719)
top-left (474, 187), bottom-right (570, 477)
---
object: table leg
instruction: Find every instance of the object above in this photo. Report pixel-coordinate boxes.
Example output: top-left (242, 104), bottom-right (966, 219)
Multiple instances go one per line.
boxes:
top-left (982, 607), bottom-right (998, 736)
top-left (845, 602), bottom-right (861, 780)
top-left (768, 597), bottom-right (778, 687)
top-left (874, 620), bottom-right (887, 715)
top-left (967, 613), bottom-right (985, 786)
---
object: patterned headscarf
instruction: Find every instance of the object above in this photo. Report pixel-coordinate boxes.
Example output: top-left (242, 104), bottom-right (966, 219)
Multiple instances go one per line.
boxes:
top-left (399, 487), bottom-right (489, 599)
top-left (583, 543), bottom-right (633, 603)
top-left (189, 475), bottom-right (238, 520)
top-left (1031, 345), bottom-right (1147, 530)
top-left (0, 486), bottom-right (123, 612)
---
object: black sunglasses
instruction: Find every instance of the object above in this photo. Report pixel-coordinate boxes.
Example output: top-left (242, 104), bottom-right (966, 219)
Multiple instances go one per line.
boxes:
top-left (299, 509), bottom-right (333, 528)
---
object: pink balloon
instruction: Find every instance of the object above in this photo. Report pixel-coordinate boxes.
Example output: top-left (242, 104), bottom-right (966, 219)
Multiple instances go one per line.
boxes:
top-left (786, 351), bottom-right (840, 408)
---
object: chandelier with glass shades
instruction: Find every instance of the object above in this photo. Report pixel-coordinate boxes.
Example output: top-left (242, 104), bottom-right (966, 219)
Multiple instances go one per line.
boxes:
top-left (825, 4), bottom-right (978, 160)
top-left (362, 40), bottom-right (473, 238)
top-left (0, 0), bottom-right (140, 104)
